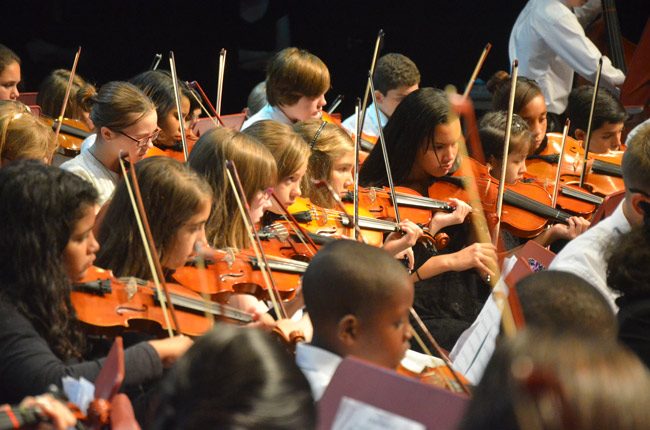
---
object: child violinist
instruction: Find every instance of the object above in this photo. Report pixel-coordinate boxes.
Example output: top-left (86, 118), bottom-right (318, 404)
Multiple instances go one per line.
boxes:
top-left (37, 69), bottom-right (97, 131)
top-left (61, 81), bottom-right (159, 205)
top-left (130, 70), bottom-right (194, 161)
top-left (0, 160), bottom-right (191, 405)
top-left (479, 110), bottom-right (590, 249)
top-left (489, 73), bottom-right (552, 154)
top-left (296, 239), bottom-right (414, 400)
top-left (241, 47), bottom-right (329, 130)
top-left (294, 118), bottom-right (423, 264)
top-left (96, 156), bottom-right (212, 281)
top-left (566, 85), bottom-right (627, 153)
top-left (359, 87), bottom-right (497, 350)
top-left (0, 100), bottom-right (57, 165)
top-left (0, 44), bottom-right (20, 101)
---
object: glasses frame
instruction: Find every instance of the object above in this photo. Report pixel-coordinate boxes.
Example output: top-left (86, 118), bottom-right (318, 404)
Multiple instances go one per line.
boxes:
top-left (114, 128), bottom-right (161, 148)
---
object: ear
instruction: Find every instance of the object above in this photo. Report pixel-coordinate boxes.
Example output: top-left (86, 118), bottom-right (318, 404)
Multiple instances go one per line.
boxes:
top-left (336, 314), bottom-right (359, 347)
top-left (100, 126), bottom-right (114, 142)
top-left (630, 193), bottom-right (650, 218)
top-left (574, 128), bottom-right (586, 142)
top-left (374, 90), bottom-right (384, 105)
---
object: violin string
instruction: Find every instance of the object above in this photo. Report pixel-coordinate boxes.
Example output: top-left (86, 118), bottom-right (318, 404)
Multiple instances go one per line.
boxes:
top-left (186, 86), bottom-right (219, 127)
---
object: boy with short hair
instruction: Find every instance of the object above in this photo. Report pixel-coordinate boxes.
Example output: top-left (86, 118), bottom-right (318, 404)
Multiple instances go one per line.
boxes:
top-left (342, 53), bottom-right (420, 144)
top-left (566, 85), bottom-right (627, 153)
top-left (296, 240), bottom-right (414, 400)
top-left (241, 47), bottom-right (330, 130)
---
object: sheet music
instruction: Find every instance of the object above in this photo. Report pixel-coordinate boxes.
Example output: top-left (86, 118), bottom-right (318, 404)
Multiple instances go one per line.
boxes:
top-left (332, 396), bottom-right (426, 430)
top-left (449, 256), bottom-right (516, 385)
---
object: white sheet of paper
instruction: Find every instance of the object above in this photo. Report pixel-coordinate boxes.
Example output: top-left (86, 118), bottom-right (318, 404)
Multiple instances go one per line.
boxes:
top-left (331, 396), bottom-right (426, 430)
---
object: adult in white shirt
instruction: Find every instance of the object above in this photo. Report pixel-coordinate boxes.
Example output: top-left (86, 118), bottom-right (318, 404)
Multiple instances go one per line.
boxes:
top-left (241, 47), bottom-right (329, 130)
top-left (509, 0), bottom-right (625, 115)
top-left (550, 122), bottom-right (650, 310)
top-left (61, 81), bottom-right (158, 206)
top-left (342, 53), bottom-right (420, 147)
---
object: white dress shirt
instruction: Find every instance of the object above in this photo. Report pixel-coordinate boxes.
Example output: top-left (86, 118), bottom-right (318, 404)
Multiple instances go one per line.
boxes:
top-left (550, 201), bottom-right (630, 310)
top-left (295, 343), bottom-right (343, 401)
top-left (240, 103), bottom-right (293, 130)
top-left (60, 148), bottom-right (119, 206)
top-left (509, 0), bottom-right (625, 114)
top-left (341, 102), bottom-right (388, 141)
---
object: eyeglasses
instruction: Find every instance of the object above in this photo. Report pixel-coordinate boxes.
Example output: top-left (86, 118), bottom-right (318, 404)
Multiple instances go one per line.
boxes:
top-left (114, 128), bottom-right (161, 148)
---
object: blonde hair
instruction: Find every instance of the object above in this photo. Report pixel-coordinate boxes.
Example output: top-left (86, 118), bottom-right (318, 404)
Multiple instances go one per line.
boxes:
top-left (37, 69), bottom-right (97, 122)
top-left (266, 47), bottom-right (330, 107)
top-left (189, 127), bottom-right (277, 249)
top-left (0, 101), bottom-right (56, 164)
top-left (294, 119), bottom-right (354, 207)
top-left (243, 120), bottom-right (310, 181)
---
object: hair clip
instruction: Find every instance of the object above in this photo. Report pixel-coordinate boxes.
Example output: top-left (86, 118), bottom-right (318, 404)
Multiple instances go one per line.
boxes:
top-left (310, 121), bottom-right (327, 149)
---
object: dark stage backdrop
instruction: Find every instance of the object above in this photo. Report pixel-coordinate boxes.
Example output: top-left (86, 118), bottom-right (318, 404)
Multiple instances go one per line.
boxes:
top-left (1, 0), bottom-right (647, 118)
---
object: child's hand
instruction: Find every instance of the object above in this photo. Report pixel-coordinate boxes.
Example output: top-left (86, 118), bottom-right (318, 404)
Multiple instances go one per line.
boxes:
top-left (429, 198), bottom-right (472, 232)
top-left (149, 335), bottom-right (194, 368)
top-left (383, 220), bottom-right (423, 257)
top-left (449, 242), bottom-right (497, 280)
top-left (547, 216), bottom-right (590, 242)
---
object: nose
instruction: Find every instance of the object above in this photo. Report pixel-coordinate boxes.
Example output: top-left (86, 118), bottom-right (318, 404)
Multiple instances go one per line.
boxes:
top-left (88, 232), bottom-right (100, 255)
top-left (612, 133), bottom-right (622, 151)
top-left (292, 183), bottom-right (302, 198)
top-left (344, 174), bottom-right (354, 188)
top-left (318, 94), bottom-right (326, 108)
top-left (404, 322), bottom-right (413, 341)
top-left (11, 87), bottom-right (19, 100)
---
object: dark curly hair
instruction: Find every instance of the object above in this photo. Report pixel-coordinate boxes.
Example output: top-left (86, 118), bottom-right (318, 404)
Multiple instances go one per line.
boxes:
top-left (0, 160), bottom-right (98, 359)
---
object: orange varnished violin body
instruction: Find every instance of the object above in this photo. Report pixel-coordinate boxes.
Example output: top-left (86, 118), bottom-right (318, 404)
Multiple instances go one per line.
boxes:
top-left (72, 266), bottom-right (254, 337)
top-left (527, 133), bottom-right (624, 197)
top-left (396, 363), bottom-right (471, 395)
top-left (172, 246), bottom-right (306, 303)
top-left (145, 134), bottom-right (198, 162)
top-left (429, 157), bottom-right (573, 239)
top-left (40, 116), bottom-right (92, 157)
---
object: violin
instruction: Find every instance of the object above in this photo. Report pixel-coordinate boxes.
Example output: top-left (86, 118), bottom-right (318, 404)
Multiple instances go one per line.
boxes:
top-left (40, 116), bottom-right (92, 157)
top-left (396, 363), bottom-right (471, 395)
top-left (527, 133), bottom-right (624, 197)
top-left (145, 133), bottom-right (198, 162)
top-left (429, 157), bottom-right (573, 239)
top-left (172, 246), bottom-right (306, 303)
top-left (72, 266), bottom-right (254, 338)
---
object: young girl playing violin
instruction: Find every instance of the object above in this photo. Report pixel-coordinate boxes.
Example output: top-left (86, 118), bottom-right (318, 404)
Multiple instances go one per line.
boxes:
top-left (489, 73), bottom-right (552, 154)
top-left (96, 156), bottom-right (212, 281)
top-left (61, 81), bottom-right (159, 205)
top-left (359, 87), bottom-right (497, 350)
top-left (0, 160), bottom-right (191, 405)
top-left (130, 70), bottom-right (194, 161)
top-left (479, 111), bottom-right (590, 249)
top-left (0, 100), bottom-right (57, 165)
top-left (37, 69), bottom-right (97, 131)
top-left (244, 120), bottom-right (310, 212)
top-left (0, 44), bottom-right (20, 101)
top-left (294, 118), bottom-right (423, 263)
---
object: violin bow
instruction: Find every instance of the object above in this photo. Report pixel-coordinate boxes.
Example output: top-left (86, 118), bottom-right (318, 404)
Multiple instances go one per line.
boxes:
top-left (187, 81), bottom-right (225, 127)
top-left (117, 155), bottom-right (181, 337)
top-left (216, 48), bottom-right (227, 118)
top-left (53, 47), bottom-right (82, 147)
top-left (579, 57), bottom-right (604, 188)
top-left (462, 43), bottom-right (492, 99)
top-left (326, 94), bottom-right (344, 115)
top-left (368, 72), bottom-right (402, 226)
top-left (225, 160), bottom-right (288, 319)
top-left (410, 309), bottom-right (472, 395)
top-left (150, 53), bottom-right (162, 71)
top-left (493, 60), bottom-right (519, 243)
top-left (446, 88), bottom-right (519, 338)
top-left (269, 193), bottom-right (319, 256)
top-left (354, 97), bottom-right (362, 241)
top-left (551, 119), bottom-right (571, 209)
top-left (169, 51), bottom-right (189, 162)
top-left (358, 29), bottom-right (385, 135)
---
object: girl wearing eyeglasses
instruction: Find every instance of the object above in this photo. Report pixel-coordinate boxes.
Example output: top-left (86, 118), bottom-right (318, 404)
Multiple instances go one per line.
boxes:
top-left (61, 81), bottom-right (158, 205)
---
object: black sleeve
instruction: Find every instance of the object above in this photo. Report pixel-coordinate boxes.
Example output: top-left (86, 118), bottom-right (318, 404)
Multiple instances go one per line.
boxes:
top-left (0, 305), bottom-right (163, 405)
